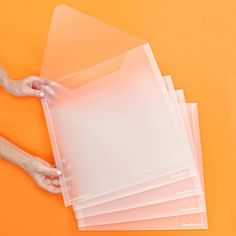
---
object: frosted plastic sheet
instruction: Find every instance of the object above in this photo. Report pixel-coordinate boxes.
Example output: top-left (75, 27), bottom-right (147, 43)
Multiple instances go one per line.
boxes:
top-left (41, 5), bottom-right (199, 207)
top-left (78, 196), bottom-right (206, 227)
top-left (42, 44), bottom-right (198, 207)
top-left (76, 110), bottom-right (206, 227)
top-left (79, 213), bottom-right (208, 230)
top-left (74, 78), bottom-right (207, 227)
top-left (74, 177), bottom-right (201, 218)
top-left (77, 91), bottom-right (208, 230)
top-left (72, 76), bottom-right (203, 217)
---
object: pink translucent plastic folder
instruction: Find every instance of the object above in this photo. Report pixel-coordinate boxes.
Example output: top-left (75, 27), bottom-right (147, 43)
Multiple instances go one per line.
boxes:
top-left (41, 5), bottom-right (199, 206)
top-left (72, 86), bottom-right (203, 213)
top-left (73, 76), bottom-right (206, 218)
top-left (73, 77), bottom-right (208, 231)
top-left (77, 96), bottom-right (208, 230)
top-left (72, 76), bottom-right (204, 216)
top-left (80, 213), bottom-right (208, 230)
top-left (75, 78), bottom-right (207, 229)
top-left (40, 4), bottom-right (207, 230)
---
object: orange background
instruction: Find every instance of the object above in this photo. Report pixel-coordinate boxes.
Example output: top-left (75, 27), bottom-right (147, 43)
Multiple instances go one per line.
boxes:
top-left (0, 0), bottom-right (235, 235)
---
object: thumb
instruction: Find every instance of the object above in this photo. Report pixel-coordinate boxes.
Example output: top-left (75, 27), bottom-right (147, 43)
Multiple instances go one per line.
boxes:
top-left (25, 88), bottom-right (45, 98)
top-left (38, 165), bottom-right (62, 177)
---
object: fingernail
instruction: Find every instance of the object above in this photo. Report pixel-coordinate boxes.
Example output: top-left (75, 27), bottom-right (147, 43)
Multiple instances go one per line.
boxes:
top-left (56, 170), bottom-right (62, 175)
top-left (51, 81), bottom-right (58, 87)
top-left (40, 92), bottom-right (44, 98)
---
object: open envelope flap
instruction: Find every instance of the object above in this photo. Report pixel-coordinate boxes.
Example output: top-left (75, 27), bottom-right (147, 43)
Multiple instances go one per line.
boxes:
top-left (40, 4), bottom-right (146, 88)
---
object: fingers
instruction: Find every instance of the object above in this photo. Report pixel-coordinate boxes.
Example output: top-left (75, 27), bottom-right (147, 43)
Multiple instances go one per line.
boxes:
top-left (38, 165), bottom-right (62, 178)
top-left (28, 158), bottom-right (62, 194)
top-left (43, 177), bottom-right (60, 186)
top-left (26, 76), bottom-right (50, 85)
top-left (37, 178), bottom-right (61, 194)
top-left (38, 77), bottom-right (52, 86)
top-left (24, 87), bottom-right (45, 98)
top-left (34, 174), bottom-right (61, 194)
top-left (42, 84), bottom-right (57, 98)
top-left (51, 178), bottom-right (60, 186)
top-left (26, 76), bottom-right (58, 98)
top-left (47, 185), bottom-right (61, 194)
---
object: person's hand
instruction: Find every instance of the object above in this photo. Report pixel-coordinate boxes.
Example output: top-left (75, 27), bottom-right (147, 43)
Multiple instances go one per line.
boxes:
top-left (23, 156), bottom-right (62, 194)
top-left (0, 67), bottom-right (56, 98)
top-left (3, 76), bottom-right (56, 98)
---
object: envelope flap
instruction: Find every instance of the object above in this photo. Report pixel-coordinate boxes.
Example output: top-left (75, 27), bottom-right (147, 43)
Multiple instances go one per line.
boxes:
top-left (41, 4), bottom-right (146, 87)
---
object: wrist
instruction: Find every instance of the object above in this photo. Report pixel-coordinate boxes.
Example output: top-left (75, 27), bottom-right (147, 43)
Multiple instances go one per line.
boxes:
top-left (17, 153), bottom-right (33, 172)
top-left (0, 74), bottom-right (11, 91)
top-left (0, 136), bottom-right (36, 174)
top-left (0, 67), bottom-right (7, 87)
top-left (0, 68), bottom-right (16, 94)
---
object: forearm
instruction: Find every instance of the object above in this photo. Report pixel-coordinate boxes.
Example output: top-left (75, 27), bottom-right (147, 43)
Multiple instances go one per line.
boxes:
top-left (0, 67), bottom-right (12, 92)
top-left (0, 136), bottom-right (31, 171)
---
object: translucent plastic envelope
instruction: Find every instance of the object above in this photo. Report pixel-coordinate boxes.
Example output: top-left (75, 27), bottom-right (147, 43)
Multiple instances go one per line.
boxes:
top-left (74, 78), bottom-right (207, 227)
top-left (73, 76), bottom-right (202, 214)
top-left (76, 88), bottom-right (207, 230)
top-left (41, 4), bottom-right (198, 207)
top-left (74, 178), bottom-right (202, 218)
top-left (79, 213), bottom-right (208, 230)
top-left (73, 76), bottom-right (204, 217)
top-left (77, 106), bottom-right (207, 230)
top-left (72, 78), bottom-right (202, 214)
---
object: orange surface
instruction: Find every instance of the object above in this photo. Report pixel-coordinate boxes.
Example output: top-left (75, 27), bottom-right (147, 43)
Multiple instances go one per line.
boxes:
top-left (0, 0), bottom-right (235, 235)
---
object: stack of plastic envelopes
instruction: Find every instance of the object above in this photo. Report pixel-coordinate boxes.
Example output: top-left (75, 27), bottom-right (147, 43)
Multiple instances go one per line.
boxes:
top-left (41, 4), bottom-right (208, 230)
